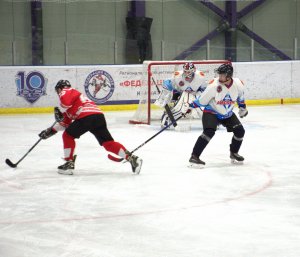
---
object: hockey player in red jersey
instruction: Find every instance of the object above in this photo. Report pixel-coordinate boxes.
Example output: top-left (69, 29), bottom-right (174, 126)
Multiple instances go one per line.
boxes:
top-left (39, 80), bottom-right (143, 175)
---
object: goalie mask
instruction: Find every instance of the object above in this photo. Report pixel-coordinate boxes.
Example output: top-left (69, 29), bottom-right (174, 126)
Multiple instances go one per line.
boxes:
top-left (55, 80), bottom-right (71, 93)
top-left (183, 62), bottom-right (195, 80)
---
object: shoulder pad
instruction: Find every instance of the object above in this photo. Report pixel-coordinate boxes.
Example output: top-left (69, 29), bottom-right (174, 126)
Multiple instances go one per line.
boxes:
top-left (234, 78), bottom-right (244, 86)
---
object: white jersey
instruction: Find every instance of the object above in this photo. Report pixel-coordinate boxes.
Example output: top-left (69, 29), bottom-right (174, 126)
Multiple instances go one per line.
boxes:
top-left (163, 71), bottom-right (207, 96)
top-left (193, 77), bottom-right (246, 119)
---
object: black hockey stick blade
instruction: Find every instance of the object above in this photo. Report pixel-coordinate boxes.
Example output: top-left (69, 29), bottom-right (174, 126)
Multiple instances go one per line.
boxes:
top-left (5, 159), bottom-right (17, 168)
top-left (5, 121), bottom-right (57, 169)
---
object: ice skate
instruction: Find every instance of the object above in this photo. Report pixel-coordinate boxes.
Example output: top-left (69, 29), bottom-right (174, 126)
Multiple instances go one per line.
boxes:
top-left (188, 154), bottom-right (205, 168)
top-left (57, 155), bottom-right (77, 175)
top-left (230, 152), bottom-right (244, 164)
top-left (126, 151), bottom-right (143, 174)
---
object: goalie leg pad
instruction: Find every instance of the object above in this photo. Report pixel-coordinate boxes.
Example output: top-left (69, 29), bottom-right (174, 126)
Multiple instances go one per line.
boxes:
top-left (154, 89), bottom-right (173, 107)
top-left (172, 92), bottom-right (197, 118)
top-left (161, 112), bottom-right (169, 127)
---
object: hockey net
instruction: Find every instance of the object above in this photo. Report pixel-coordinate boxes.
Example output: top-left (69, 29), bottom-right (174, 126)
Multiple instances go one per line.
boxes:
top-left (129, 60), bottom-right (231, 125)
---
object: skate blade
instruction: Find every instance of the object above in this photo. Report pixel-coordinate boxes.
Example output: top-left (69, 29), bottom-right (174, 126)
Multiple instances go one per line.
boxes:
top-left (230, 159), bottom-right (244, 165)
top-left (57, 169), bottom-right (74, 175)
top-left (188, 163), bottom-right (205, 169)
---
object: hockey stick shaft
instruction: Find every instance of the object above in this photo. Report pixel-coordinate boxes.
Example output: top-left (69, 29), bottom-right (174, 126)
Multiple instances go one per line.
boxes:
top-left (108, 115), bottom-right (183, 162)
top-left (152, 77), bottom-right (177, 127)
top-left (131, 115), bottom-right (184, 153)
top-left (5, 138), bottom-right (43, 168)
top-left (5, 121), bottom-right (57, 168)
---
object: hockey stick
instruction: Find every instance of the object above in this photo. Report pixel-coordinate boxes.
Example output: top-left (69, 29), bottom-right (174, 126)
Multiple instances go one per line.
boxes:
top-left (5, 121), bottom-right (57, 168)
top-left (108, 115), bottom-right (183, 162)
top-left (151, 77), bottom-right (177, 127)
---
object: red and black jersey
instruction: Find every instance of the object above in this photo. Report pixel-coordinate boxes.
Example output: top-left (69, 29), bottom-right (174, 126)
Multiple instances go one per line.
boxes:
top-left (58, 87), bottom-right (102, 127)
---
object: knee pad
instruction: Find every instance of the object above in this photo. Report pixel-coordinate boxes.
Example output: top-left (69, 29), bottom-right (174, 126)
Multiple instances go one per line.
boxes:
top-left (201, 128), bottom-right (216, 142)
top-left (233, 124), bottom-right (245, 139)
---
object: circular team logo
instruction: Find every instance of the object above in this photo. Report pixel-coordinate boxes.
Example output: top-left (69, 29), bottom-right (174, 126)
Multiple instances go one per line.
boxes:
top-left (84, 70), bottom-right (115, 104)
top-left (217, 85), bottom-right (222, 93)
top-left (179, 81), bottom-right (185, 87)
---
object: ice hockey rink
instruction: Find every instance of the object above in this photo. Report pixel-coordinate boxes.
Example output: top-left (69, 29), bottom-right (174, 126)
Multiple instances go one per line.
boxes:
top-left (0, 104), bottom-right (300, 257)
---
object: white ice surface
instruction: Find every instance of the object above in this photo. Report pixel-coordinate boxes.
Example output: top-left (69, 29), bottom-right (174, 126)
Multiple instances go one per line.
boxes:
top-left (0, 105), bottom-right (300, 257)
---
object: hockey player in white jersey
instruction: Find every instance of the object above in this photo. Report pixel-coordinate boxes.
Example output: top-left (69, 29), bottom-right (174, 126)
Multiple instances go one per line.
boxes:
top-left (182, 63), bottom-right (248, 166)
top-left (155, 62), bottom-right (207, 128)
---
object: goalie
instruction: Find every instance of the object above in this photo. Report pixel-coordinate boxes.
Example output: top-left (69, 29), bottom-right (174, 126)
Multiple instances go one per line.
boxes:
top-left (154, 62), bottom-right (207, 128)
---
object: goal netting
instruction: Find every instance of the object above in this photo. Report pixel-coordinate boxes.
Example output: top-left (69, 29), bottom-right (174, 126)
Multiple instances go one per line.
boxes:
top-left (129, 60), bottom-right (231, 125)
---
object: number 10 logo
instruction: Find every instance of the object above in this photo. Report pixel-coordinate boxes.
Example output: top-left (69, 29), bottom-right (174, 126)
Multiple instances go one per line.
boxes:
top-left (15, 71), bottom-right (47, 104)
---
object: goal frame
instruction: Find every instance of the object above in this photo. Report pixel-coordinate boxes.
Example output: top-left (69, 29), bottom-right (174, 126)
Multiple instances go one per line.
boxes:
top-left (129, 60), bottom-right (232, 125)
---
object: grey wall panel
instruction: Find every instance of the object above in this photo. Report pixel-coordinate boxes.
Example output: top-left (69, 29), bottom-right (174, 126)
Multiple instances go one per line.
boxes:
top-left (5, 2), bottom-right (32, 65)
top-left (296, 0), bottom-right (300, 59)
top-left (14, 3), bottom-right (32, 65)
top-left (43, 3), bottom-right (66, 65)
top-left (43, 1), bottom-right (128, 65)
top-left (0, 1), bottom-right (13, 65)
top-left (146, 0), bottom-right (225, 61)
top-left (236, 32), bottom-right (251, 62)
top-left (66, 2), bottom-right (116, 64)
top-left (251, 0), bottom-right (295, 59)
top-left (115, 1), bottom-right (128, 64)
top-left (1, 0), bottom-right (299, 65)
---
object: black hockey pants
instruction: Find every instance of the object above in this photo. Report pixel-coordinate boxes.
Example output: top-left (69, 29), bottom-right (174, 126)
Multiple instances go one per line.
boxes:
top-left (192, 112), bottom-right (245, 157)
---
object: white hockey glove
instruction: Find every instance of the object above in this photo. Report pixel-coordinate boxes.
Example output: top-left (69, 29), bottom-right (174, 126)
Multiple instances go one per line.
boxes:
top-left (238, 107), bottom-right (248, 118)
top-left (154, 89), bottom-right (172, 107)
top-left (181, 102), bottom-right (193, 117)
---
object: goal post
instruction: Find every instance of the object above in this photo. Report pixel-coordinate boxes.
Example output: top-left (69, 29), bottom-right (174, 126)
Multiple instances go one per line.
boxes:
top-left (129, 60), bottom-right (231, 125)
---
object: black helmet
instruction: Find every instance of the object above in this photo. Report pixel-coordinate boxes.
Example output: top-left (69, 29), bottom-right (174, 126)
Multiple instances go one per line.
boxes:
top-left (55, 80), bottom-right (71, 93)
top-left (216, 64), bottom-right (233, 77)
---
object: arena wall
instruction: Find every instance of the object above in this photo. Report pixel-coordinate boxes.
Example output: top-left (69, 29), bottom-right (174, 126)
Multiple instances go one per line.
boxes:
top-left (0, 61), bottom-right (299, 114)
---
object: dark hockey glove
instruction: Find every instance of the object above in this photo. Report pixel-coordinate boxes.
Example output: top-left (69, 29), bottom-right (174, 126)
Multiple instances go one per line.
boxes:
top-left (238, 107), bottom-right (248, 118)
top-left (39, 127), bottom-right (57, 139)
top-left (54, 107), bottom-right (64, 122)
top-left (181, 102), bottom-right (195, 117)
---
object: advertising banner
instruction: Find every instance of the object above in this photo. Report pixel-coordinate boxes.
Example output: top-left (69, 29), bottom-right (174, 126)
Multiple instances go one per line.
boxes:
top-left (0, 61), bottom-right (299, 109)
